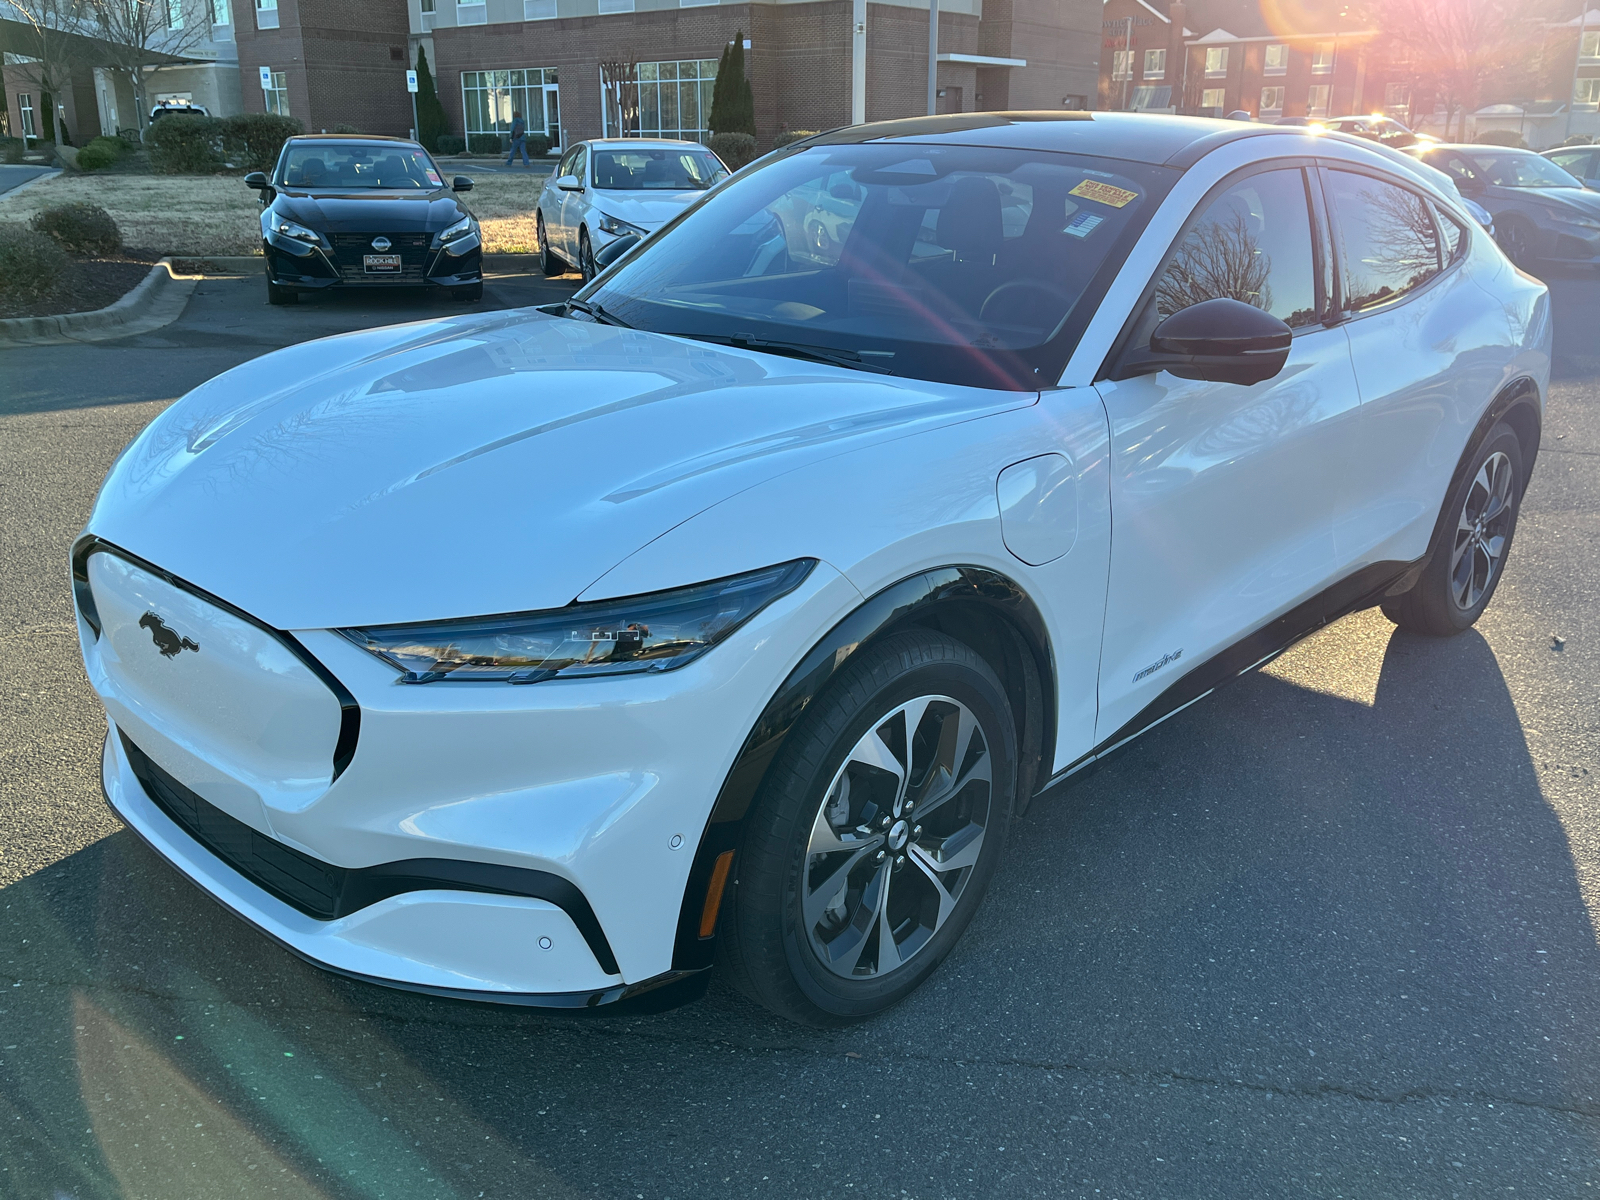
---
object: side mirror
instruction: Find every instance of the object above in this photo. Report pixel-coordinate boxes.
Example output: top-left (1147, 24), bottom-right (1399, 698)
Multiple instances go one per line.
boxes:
top-left (555, 173), bottom-right (583, 192)
top-left (244, 171), bottom-right (269, 191)
top-left (452, 175), bottom-right (474, 192)
top-left (1118, 297), bottom-right (1292, 386)
top-left (592, 232), bottom-right (641, 270)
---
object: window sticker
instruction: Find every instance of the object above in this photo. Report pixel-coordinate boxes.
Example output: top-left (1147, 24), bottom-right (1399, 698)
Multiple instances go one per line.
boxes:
top-left (1069, 179), bottom-right (1139, 208)
top-left (1063, 211), bottom-right (1105, 238)
top-left (415, 153), bottom-right (443, 186)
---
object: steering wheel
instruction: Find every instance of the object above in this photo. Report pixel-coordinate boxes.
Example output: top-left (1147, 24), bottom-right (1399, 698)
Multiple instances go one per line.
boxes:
top-left (979, 279), bottom-right (1074, 326)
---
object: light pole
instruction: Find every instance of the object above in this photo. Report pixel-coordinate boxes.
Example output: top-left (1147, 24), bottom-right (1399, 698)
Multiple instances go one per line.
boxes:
top-left (1121, 16), bottom-right (1133, 111)
top-left (927, 0), bottom-right (938, 115)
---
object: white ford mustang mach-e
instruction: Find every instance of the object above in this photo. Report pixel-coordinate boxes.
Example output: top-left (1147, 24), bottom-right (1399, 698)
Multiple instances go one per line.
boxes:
top-left (75, 113), bottom-right (1550, 1025)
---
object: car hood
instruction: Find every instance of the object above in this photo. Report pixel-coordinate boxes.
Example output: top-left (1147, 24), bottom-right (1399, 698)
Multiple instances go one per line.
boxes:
top-left (1493, 185), bottom-right (1600, 218)
top-left (272, 189), bottom-right (467, 233)
top-left (587, 189), bottom-right (705, 230)
top-left (87, 313), bottom-right (1034, 630)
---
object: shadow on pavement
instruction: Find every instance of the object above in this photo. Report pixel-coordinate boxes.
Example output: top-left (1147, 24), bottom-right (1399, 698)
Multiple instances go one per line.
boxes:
top-left (3, 611), bottom-right (1595, 1197)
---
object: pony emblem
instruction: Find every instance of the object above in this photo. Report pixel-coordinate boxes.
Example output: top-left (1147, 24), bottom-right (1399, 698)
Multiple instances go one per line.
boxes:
top-left (139, 611), bottom-right (199, 658)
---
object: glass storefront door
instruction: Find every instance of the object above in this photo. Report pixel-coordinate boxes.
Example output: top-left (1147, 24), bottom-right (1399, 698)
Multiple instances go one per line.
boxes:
top-left (462, 69), bottom-right (562, 151)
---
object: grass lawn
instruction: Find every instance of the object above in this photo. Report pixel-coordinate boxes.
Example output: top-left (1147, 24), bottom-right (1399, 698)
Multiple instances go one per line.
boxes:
top-left (0, 171), bottom-right (544, 256)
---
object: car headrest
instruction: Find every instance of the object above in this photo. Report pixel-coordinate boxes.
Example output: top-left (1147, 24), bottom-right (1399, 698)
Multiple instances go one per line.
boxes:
top-left (935, 176), bottom-right (1004, 264)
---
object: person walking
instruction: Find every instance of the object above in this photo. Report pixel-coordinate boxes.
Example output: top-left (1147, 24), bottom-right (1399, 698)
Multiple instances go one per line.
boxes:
top-left (505, 111), bottom-right (530, 167)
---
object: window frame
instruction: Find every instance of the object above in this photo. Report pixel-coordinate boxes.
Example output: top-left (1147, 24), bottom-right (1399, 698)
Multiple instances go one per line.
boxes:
top-left (1143, 48), bottom-right (1167, 79)
top-left (1263, 43), bottom-right (1288, 75)
top-left (1111, 50), bottom-right (1132, 81)
top-left (1259, 86), bottom-right (1285, 116)
top-left (1313, 161), bottom-right (1465, 325)
top-left (1204, 46), bottom-right (1228, 78)
top-left (1099, 159), bottom-right (1333, 383)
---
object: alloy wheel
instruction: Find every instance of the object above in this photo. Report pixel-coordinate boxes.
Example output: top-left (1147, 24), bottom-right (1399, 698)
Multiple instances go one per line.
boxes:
top-left (1500, 221), bottom-right (1532, 268)
top-left (579, 232), bottom-right (595, 281)
top-left (802, 695), bottom-right (993, 980)
top-left (1450, 450), bottom-right (1515, 611)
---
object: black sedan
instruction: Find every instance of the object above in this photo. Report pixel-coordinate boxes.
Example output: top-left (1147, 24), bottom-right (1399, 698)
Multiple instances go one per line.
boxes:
top-left (1404, 142), bottom-right (1600, 269)
top-left (246, 135), bottom-right (483, 305)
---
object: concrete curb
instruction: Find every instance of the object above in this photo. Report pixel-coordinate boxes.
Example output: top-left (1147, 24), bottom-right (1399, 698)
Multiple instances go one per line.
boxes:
top-left (0, 256), bottom-right (203, 348)
top-left (0, 167), bottom-right (62, 201)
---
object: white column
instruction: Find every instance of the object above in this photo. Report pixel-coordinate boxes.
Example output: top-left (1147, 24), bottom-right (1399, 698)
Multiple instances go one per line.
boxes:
top-left (927, 0), bottom-right (937, 115)
top-left (852, 0), bottom-right (867, 124)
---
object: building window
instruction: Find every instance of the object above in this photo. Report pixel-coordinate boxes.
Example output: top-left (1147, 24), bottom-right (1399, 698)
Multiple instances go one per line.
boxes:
top-left (263, 70), bottom-right (288, 114)
top-left (457, 0), bottom-right (487, 23)
top-left (1204, 47), bottom-right (1228, 77)
top-left (1385, 82), bottom-right (1410, 109)
top-left (1307, 83), bottom-right (1330, 116)
top-left (523, 0), bottom-right (554, 17)
top-left (606, 59), bottom-right (718, 142)
top-left (680, 0), bottom-right (719, 9)
top-left (255, 0), bottom-right (277, 29)
top-left (167, 0), bottom-right (183, 28)
top-left (212, 0), bottom-right (228, 24)
top-left (1583, 30), bottom-right (1600, 60)
top-left (1577, 77), bottom-right (1600, 109)
top-left (18, 93), bottom-right (35, 139)
top-left (1259, 86), bottom-right (1284, 115)
top-left (1312, 44), bottom-right (1334, 74)
top-left (420, 0), bottom-right (436, 30)
top-left (1200, 87), bottom-right (1225, 110)
top-left (462, 68), bottom-right (561, 144)
top-left (1264, 43), bottom-right (1288, 75)
top-left (1130, 85), bottom-right (1171, 110)
top-left (1111, 50), bottom-right (1131, 81)
top-left (597, 0), bottom-right (633, 13)
top-left (1143, 48), bottom-right (1166, 78)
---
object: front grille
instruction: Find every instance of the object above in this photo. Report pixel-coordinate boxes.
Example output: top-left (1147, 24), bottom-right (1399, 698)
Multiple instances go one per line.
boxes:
top-left (123, 732), bottom-right (345, 916)
top-left (119, 732), bottom-right (621, 974)
top-left (329, 232), bottom-right (430, 282)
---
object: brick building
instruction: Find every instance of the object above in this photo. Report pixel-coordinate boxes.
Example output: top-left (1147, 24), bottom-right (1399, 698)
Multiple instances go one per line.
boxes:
top-left (229, 0), bottom-right (1098, 152)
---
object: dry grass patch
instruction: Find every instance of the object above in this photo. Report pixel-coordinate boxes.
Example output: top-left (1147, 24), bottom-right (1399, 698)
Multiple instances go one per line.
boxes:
top-left (0, 171), bottom-right (545, 255)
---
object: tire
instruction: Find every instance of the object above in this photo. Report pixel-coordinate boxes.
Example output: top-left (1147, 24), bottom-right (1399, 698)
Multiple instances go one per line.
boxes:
top-left (452, 282), bottom-right (483, 302)
top-left (1382, 423), bottom-right (1524, 637)
top-left (538, 212), bottom-right (563, 276)
top-left (578, 228), bottom-right (596, 282)
top-left (1496, 216), bottom-right (1537, 271)
top-left (720, 630), bottom-right (1016, 1026)
top-left (266, 275), bottom-right (298, 305)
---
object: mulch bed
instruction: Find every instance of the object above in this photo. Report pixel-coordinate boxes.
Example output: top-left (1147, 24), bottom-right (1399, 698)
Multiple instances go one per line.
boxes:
top-left (0, 250), bottom-right (160, 321)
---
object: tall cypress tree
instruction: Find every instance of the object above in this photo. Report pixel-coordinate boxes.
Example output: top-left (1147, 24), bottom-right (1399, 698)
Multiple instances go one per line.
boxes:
top-left (414, 45), bottom-right (449, 151)
top-left (708, 41), bottom-right (735, 134)
top-left (728, 34), bottom-right (755, 136)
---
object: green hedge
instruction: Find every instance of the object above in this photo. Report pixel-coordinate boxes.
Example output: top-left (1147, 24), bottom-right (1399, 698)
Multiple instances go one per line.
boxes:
top-left (773, 130), bottom-right (817, 149)
top-left (436, 134), bottom-right (465, 155)
top-left (1473, 129), bottom-right (1526, 148)
top-left (467, 133), bottom-right (502, 154)
top-left (709, 132), bottom-right (757, 170)
top-left (76, 136), bottom-right (127, 171)
top-left (0, 136), bottom-right (24, 165)
top-left (148, 112), bottom-right (304, 174)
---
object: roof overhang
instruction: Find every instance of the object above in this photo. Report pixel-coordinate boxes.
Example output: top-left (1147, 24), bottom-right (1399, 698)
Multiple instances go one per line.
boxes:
top-left (0, 17), bottom-right (196, 67)
top-left (937, 52), bottom-right (1027, 67)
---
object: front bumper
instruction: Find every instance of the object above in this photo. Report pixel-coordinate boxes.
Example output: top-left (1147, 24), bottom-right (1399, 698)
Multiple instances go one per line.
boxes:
top-left (263, 229), bottom-right (482, 291)
top-left (80, 543), bottom-right (862, 1006)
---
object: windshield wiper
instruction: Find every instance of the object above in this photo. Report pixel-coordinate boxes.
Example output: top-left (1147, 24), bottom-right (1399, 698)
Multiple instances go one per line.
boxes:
top-left (683, 333), bottom-right (893, 374)
top-left (563, 297), bottom-right (632, 327)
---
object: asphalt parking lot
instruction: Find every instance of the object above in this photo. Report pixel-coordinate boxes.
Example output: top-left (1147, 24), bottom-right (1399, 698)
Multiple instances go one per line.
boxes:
top-left (2, 262), bottom-right (1598, 1199)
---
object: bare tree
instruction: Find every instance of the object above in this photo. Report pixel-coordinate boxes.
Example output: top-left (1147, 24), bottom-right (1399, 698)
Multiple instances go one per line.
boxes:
top-left (1154, 207), bottom-right (1273, 319)
top-left (1358, 0), bottom-right (1534, 140)
top-left (2, 0), bottom-right (91, 146)
top-left (599, 56), bottom-right (640, 138)
top-left (88, 0), bottom-right (215, 138)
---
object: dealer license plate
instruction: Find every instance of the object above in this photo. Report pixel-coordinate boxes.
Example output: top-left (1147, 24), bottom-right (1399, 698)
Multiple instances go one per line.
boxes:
top-left (363, 254), bottom-right (402, 273)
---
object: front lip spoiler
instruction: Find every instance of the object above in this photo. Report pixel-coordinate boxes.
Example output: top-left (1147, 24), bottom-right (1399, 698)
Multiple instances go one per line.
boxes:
top-left (100, 740), bottom-right (712, 1015)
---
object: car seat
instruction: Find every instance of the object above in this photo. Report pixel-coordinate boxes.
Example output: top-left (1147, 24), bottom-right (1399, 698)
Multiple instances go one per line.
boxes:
top-left (290, 157), bottom-right (326, 187)
top-left (375, 155), bottom-right (410, 188)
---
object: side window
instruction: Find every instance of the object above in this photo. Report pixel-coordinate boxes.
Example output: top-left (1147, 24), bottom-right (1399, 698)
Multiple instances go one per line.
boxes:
top-left (556, 145), bottom-right (578, 179)
top-left (1431, 200), bottom-right (1468, 264)
top-left (1324, 170), bottom-right (1440, 313)
top-left (571, 145), bottom-right (588, 185)
top-left (1147, 168), bottom-right (1320, 333)
top-left (1549, 149), bottom-right (1591, 176)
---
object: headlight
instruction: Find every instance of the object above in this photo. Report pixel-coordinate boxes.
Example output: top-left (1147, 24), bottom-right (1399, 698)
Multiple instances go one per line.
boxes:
top-left (268, 213), bottom-right (321, 243)
top-left (338, 559), bottom-right (815, 684)
top-left (1562, 214), bottom-right (1600, 231)
top-left (437, 214), bottom-right (475, 244)
top-left (596, 212), bottom-right (647, 238)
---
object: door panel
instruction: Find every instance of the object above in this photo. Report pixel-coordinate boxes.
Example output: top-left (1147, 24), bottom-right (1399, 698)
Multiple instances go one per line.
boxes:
top-left (1325, 170), bottom-right (1508, 565)
top-left (1093, 167), bottom-right (1363, 744)
top-left (557, 145), bottom-right (588, 257)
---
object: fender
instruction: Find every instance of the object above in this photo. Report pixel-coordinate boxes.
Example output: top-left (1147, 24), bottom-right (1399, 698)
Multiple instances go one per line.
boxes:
top-left (669, 566), bottom-right (1055, 971)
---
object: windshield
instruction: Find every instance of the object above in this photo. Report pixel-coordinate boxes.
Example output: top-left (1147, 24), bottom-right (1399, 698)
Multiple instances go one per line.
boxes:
top-left (1466, 150), bottom-right (1581, 189)
top-left (592, 148), bottom-right (726, 190)
top-left (277, 142), bottom-right (445, 190)
top-left (583, 142), bottom-right (1173, 389)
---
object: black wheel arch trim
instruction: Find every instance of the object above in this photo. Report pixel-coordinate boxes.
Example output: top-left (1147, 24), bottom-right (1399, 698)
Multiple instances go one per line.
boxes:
top-left (670, 565), bottom-right (1055, 971)
top-left (72, 535), bottom-right (361, 782)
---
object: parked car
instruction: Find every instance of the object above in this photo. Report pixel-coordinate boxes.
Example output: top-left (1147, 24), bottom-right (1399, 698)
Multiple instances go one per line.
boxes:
top-left (1404, 142), bottom-right (1600, 268)
top-left (536, 138), bottom-right (728, 280)
top-left (245, 134), bottom-right (483, 304)
top-left (1320, 114), bottom-right (1436, 148)
top-left (149, 101), bottom-right (210, 122)
top-left (77, 113), bottom-right (1548, 1026)
top-left (1542, 143), bottom-right (1600, 189)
